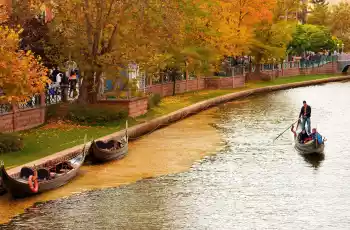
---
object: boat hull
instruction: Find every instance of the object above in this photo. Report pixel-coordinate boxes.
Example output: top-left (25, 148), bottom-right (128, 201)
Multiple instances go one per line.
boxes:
top-left (89, 140), bottom-right (128, 163)
top-left (0, 152), bottom-right (85, 199)
top-left (294, 139), bottom-right (325, 154)
top-left (0, 176), bottom-right (6, 196)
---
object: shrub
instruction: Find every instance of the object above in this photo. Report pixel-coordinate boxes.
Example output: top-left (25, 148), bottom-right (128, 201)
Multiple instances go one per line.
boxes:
top-left (66, 104), bottom-right (128, 124)
top-left (0, 133), bottom-right (24, 154)
top-left (148, 93), bottom-right (161, 109)
top-left (46, 104), bottom-right (62, 121)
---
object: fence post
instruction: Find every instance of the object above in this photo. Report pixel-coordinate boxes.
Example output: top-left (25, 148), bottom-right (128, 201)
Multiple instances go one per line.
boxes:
top-left (40, 93), bottom-right (46, 123)
top-left (232, 68), bottom-right (235, 88)
top-left (12, 103), bottom-right (18, 132)
top-left (161, 74), bottom-right (164, 97)
top-left (185, 69), bottom-right (189, 92)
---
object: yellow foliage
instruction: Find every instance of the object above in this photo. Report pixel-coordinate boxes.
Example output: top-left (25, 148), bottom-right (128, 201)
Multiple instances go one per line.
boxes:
top-left (0, 26), bottom-right (49, 103)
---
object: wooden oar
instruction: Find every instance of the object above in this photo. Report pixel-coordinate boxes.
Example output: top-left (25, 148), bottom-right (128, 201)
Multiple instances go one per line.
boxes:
top-left (273, 119), bottom-right (299, 142)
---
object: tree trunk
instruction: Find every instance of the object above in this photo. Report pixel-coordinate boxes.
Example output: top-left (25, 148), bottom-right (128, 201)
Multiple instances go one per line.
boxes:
top-left (77, 72), bottom-right (99, 104)
top-left (78, 77), bottom-right (88, 104)
top-left (254, 63), bottom-right (261, 74)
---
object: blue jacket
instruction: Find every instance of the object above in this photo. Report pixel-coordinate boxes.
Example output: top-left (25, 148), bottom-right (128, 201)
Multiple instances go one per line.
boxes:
top-left (311, 133), bottom-right (323, 144)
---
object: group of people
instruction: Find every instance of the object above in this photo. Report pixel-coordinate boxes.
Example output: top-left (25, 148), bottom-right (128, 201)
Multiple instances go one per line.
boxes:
top-left (291, 101), bottom-right (324, 145)
top-left (48, 67), bottom-right (80, 99)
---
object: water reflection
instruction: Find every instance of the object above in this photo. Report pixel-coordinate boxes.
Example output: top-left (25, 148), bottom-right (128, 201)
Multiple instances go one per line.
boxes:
top-left (301, 153), bottom-right (325, 169)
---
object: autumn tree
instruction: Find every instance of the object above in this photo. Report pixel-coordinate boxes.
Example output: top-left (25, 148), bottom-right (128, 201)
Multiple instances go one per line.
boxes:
top-left (249, 0), bottom-right (295, 76)
top-left (307, 0), bottom-right (329, 26)
top-left (0, 26), bottom-right (49, 103)
top-left (39, 0), bottom-right (202, 103)
top-left (328, 1), bottom-right (350, 51)
top-left (274, 0), bottom-right (301, 21)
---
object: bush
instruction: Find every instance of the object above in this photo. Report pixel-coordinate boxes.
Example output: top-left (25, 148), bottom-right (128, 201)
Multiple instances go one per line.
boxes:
top-left (148, 93), bottom-right (161, 109)
top-left (0, 133), bottom-right (24, 154)
top-left (66, 104), bottom-right (128, 124)
top-left (46, 104), bottom-right (62, 121)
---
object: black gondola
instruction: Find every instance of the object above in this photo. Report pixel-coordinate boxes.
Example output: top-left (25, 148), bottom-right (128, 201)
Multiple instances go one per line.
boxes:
top-left (0, 146), bottom-right (87, 199)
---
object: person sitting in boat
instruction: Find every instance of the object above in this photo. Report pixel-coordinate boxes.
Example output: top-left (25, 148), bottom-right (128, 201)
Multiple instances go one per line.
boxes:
top-left (310, 128), bottom-right (323, 145)
top-left (291, 125), bottom-right (310, 144)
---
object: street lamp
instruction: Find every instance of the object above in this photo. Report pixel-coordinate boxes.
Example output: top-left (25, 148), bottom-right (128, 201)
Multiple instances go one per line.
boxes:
top-left (337, 43), bottom-right (340, 53)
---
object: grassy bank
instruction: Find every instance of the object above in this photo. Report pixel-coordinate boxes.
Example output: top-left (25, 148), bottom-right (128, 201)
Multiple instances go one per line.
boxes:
top-left (0, 74), bottom-right (339, 167)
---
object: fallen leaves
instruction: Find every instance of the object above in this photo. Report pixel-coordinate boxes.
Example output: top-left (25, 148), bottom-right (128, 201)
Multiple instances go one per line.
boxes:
top-left (40, 120), bottom-right (90, 131)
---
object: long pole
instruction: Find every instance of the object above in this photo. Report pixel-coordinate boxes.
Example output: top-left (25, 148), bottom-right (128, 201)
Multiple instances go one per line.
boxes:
top-left (273, 119), bottom-right (299, 142)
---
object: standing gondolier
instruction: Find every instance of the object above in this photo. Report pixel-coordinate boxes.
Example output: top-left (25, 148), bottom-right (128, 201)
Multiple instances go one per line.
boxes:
top-left (299, 100), bottom-right (311, 134)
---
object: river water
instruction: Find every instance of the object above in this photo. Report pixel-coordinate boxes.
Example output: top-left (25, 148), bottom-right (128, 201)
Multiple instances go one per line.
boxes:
top-left (1, 81), bottom-right (350, 229)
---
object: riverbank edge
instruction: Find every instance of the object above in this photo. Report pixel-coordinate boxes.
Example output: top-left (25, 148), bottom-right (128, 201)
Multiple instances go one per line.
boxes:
top-left (7, 75), bottom-right (350, 175)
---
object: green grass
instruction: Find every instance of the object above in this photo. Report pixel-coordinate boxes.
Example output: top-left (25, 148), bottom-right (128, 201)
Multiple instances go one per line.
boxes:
top-left (0, 73), bottom-right (339, 167)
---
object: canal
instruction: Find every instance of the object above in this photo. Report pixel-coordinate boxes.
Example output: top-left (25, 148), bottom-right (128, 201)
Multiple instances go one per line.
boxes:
top-left (1, 81), bottom-right (350, 229)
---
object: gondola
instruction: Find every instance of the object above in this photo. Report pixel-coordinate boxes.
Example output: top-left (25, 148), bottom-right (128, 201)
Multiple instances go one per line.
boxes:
top-left (0, 177), bottom-right (6, 196)
top-left (88, 121), bottom-right (128, 163)
top-left (0, 146), bottom-right (87, 199)
top-left (294, 137), bottom-right (325, 154)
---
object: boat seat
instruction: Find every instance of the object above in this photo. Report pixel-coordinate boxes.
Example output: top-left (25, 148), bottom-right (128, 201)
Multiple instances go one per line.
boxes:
top-left (55, 162), bottom-right (73, 173)
top-left (20, 167), bottom-right (34, 179)
top-left (37, 168), bottom-right (50, 180)
top-left (95, 140), bottom-right (116, 149)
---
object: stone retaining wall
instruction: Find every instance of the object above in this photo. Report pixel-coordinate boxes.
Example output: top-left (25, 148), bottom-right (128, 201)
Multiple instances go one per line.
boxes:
top-left (7, 75), bottom-right (350, 175)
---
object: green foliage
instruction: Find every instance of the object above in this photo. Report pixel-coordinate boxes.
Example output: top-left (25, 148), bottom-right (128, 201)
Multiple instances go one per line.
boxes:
top-left (66, 104), bottom-right (128, 125)
top-left (0, 133), bottom-right (24, 154)
top-left (148, 94), bottom-right (162, 109)
top-left (289, 24), bottom-right (339, 55)
top-left (307, 1), bottom-right (329, 26)
top-left (250, 20), bottom-right (296, 64)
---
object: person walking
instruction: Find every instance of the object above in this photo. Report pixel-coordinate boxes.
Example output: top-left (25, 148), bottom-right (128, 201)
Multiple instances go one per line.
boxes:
top-left (299, 100), bottom-right (311, 134)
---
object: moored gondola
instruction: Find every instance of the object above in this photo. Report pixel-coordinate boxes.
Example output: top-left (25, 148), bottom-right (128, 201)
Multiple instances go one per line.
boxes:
top-left (0, 176), bottom-right (6, 196)
top-left (88, 121), bottom-right (128, 163)
top-left (0, 144), bottom-right (87, 199)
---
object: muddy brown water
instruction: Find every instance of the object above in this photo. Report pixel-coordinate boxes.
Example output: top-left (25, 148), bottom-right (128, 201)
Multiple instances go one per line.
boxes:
top-left (1, 81), bottom-right (350, 229)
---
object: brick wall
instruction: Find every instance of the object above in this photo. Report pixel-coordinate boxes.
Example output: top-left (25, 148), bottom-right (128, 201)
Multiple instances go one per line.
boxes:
top-left (264, 62), bottom-right (339, 79)
top-left (146, 76), bottom-right (245, 95)
top-left (98, 97), bottom-right (148, 118)
top-left (0, 107), bottom-right (46, 133)
top-left (146, 78), bottom-right (206, 97)
top-left (0, 94), bottom-right (46, 133)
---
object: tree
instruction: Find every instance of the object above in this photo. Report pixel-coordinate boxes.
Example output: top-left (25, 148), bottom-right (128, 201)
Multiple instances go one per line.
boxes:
top-left (307, 0), bottom-right (329, 26)
top-left (250, 20), bottom-right (295, 68)
top-left (328, 2), bottom-right (350, 51)
top-left (289, 24), bottom-right (338, 55)
top-left (42, 0), bottom-right (205, 103)
top-left (249, 1), bottom-right (296, 74)
top-left (203, 0), bottom-right (276, 56)
top-left (299, 0), bottom-right (308, 24)
top-left (1, 0), bottom-right (57, 68)
top-left (274, 0), bottom-right (301, 21)
top-left (0, 26), bottom-right (49, 103)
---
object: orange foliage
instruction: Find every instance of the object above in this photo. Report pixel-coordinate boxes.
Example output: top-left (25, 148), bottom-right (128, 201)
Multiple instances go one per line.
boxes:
top-left (0, 26), bottom-right (49, 103)
top-left (200, 0), bottom-right (276, 56)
